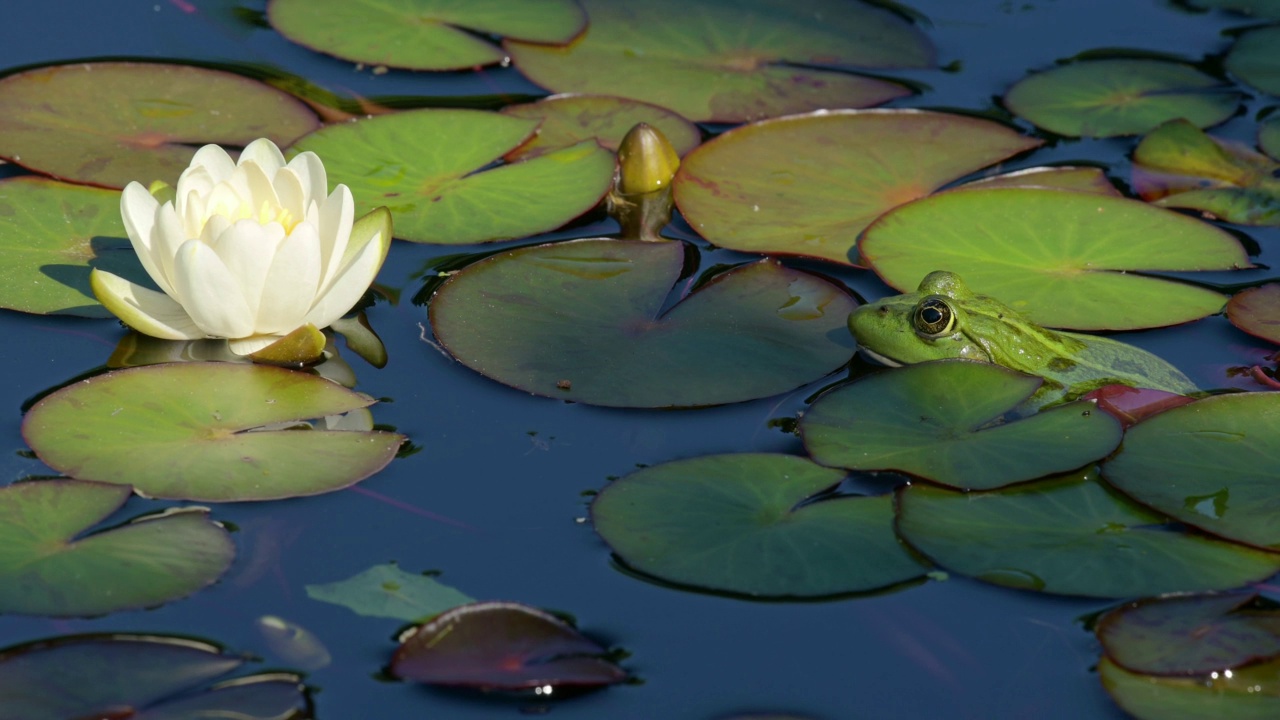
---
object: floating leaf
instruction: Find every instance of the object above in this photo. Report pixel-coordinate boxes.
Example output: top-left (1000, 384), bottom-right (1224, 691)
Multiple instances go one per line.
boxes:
top-left (290, 109), bottom-right (615, 244)
top-left (1101, 393), bottom-right (1280, 550)
top-left (957, 165), bottom-right (1121, 196)
top-left (673, 110), bottom-right (1041, 265)
top-left (860, 187), bottom-right (1247, 330)
top-left (507, 0), bottom-right (932, 124)
top-left (501, 94), bottom-right (702, 162)
top-left (23, 363), bottom-right (404, 502)
top-left (390, 601), bottom-right (627, 690)
top-left (306, 563), bottom-right (475, 622)
top-left (268, 0), bottom-right (585, 71)
top-left (1083, 385), bottom-right (1197, 428)
top-left (1260, 116), bottom-right (1280, 160)
top-left (0, 633), bottom-right (308, 720)
top-left (0, 480), bottom-right (233, 617)
top-left (429, 239), bottom-right (856, 408)
top-left (1228, 284), bottom-right (1280, 344)
top-left (1100, 655), bottom-right (1280, 720)
top-left (1186, 0), bottom-right (1280, 17)
top-left (1003, 59), bottom-right (1241, 137)
top-left (896, 470), bottom-right (1280, 598)
top-left (1226, 25), bottom-right (1280, 97)
top-left (800, 361), bottom-right (1123, 490)
top-left (255, 615), bottom-right (331, 671)
top-left (591, 454), bottom-right (927, 598)
top-left (0, 62), bottom-right (319, 189)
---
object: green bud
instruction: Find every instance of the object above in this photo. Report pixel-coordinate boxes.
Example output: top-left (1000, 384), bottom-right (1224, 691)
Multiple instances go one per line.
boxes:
top-left (616, 123), bottom-right (681, 194)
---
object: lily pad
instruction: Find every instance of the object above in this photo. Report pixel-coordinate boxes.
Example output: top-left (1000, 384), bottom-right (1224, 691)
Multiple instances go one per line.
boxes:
top-left (0, 633), bottom-right (308, 720)
top-left (501, 94), bottom-right (702, 162)
top-left (305, 563), bottom-right (475, 622)
top-left (290, 109), bottom-right (615, 244)
top-left (673, 110), bottom-right (1042, 265)
top-left (1186, 0), bottom-right (1280, 17)
top-left (1100, 655), bottom-right (1280, 720)
top-left (22, 363), bottom-right (404, 502)
top-left (1101, 393), bottom-right (1280, 550)
top-left (1226, 25), bottom-right (1280, 97)
top-left (429, 239), bottom-right (856, 408)
top-left (1003, 59), bottom-right (1241, 137)
top-left (896, 470), bottom-right (1280, 598)
top-left (507, 0), bottom-right (932, 124)
top-left (859, 187), bottom-right (1247, 330)
top-left (0, 480), bottom-right (233, 617)
top-left (591, 454), bottom-right (928, 598)
top-left (1260, 116), bottom-right (1280, 160)
top-left (268, 0), bottom-right (585, 71)
top-left (957, 166), bottom-right (1121, 196)
top-left (0, 62), bottom-right (319, 189)
top-left (799, 361), bottom-right (1123, 490)
top-left (390, 601), bottom-right (628, 690)
top-left (1228, 284), bottom-right (1280, 344)
top-left (1084, 385), bottom-right (1197, 428)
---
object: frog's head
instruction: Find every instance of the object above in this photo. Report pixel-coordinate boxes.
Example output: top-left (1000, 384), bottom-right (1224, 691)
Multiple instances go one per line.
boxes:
top-left (848, 270), bottom-right (993, 366)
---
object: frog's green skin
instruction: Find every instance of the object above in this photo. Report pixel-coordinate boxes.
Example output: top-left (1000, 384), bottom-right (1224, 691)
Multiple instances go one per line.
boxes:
top-left (848, 271), bottom-right (1197, 403)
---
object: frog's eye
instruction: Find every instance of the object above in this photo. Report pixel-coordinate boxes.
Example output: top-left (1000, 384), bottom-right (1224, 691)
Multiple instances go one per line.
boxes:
top-left (913, 296), bottom-right (955, 337)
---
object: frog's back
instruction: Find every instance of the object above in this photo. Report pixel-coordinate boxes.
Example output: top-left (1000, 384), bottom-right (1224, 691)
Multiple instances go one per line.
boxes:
top-left (1052, 331), bottom-right (1197, 397)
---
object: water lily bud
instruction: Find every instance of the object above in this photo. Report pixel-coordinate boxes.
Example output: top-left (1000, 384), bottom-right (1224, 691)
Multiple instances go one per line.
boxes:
top-left (616, 123), bottom-right (681, 195)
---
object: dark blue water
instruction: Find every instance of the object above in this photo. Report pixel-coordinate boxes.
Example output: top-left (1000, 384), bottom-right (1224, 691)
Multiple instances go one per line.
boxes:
top-left (0, 2), bottom-right (1276, 718)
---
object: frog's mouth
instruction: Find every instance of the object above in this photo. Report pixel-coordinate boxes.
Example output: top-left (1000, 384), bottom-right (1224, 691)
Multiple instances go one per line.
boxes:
top-left (857, 346), bottom-right (904, 368)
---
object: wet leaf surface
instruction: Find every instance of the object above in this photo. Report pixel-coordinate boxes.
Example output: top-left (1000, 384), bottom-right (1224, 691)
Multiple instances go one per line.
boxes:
top-left (1100, 655), bottom-right (1280, 720)
top-left (501, 94), bottom-right (701, 162)
top-left (305, 563), bottom-right (475, 622)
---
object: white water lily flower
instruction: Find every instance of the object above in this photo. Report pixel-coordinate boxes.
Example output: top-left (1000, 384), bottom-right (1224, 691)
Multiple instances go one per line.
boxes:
top-left (91, 138), bottom-right (390, 355)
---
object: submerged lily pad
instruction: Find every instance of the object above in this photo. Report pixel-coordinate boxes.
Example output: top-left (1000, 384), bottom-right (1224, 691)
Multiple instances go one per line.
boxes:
top-left (290, 109), bottom-right (615, 244)
top-left (429, 239), bottom-right (856, 408)
top-left (306, 563), bottom-right (475, 622)
top-left (268, 0), bottom-right (585, 71)
top-left (0, 633), bottom-right (308, 720)
top-left (501, 94), bottom-right (702, 161)
top-left (800, 361), bottom-right (1123, 490)
top-left (507, 0), bottom-right (932, 123)
top-left (1228, 284), bottom-right (1280, 344)
top-left (390, 601), bottom-right (628, 690)
top-left (1100, 655), bottom-right (1280, 720)
top-left (1186, 0), bottom-right (1280, 17)
top-left (0, 62), bottom-right (319, 189)
top-left (23, 363), bottom-right (404, 502)
top-left (591, 454), bottom-right (928, 598)
top-left (1101, 393), bottom-right (1280, 550)
top-left (896, 470), bottom-right (1280, 598)
top-left (1226, 25), bottom-right (1280, 97)
top-left (860, 187), bottom-right (1247, 330)
top-left (0, 480), bottom-right (233, 617)
top-left (1004, 59), bottom-right (1241, 138)
top-left (674, 110), bottom-right (1041, 265)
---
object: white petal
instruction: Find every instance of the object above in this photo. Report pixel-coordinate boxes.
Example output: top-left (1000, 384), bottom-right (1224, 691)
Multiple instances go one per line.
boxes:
top-left (171, 240), bottom-right (256, 338)
top-left (120, 182), bottom-right (159, 250)
top-left (203, 182), bottom-right (248, 224)
top-left (316, 185), bottom-right (354, 295)
top-left (257, 222), bottom-right (322, 334)
top-left (304, 223), bottom-right (387, 329)
top-left (286, 151), bottom-right (327, 203)
top-left (188, 144), bottom-right (236, 182)
top-left (149, 202), bottom-right (187, 298)
top-left (90, 269), bottom-right (203, 340)
top-left (240, 159), bottom-right (282, 216)
top-left (212, 219), bottom-right (285, 322)
top-left (228, 335), bottom-right (284, 355)
top-left (274, 167), bottom-right (307, 225)
top-left (239, 138), bottom-right (286, 176)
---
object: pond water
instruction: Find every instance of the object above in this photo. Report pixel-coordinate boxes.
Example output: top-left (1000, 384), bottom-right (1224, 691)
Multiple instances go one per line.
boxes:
top-left (0, 1), bottom-right (1277, 718)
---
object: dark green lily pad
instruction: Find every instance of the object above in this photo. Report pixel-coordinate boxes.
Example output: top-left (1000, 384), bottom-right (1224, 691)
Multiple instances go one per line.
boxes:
top-left (268, 0), bottom-right (585, 71)
top-left (429, 239), bottom-right (856, 408)
top-left (591, 453), bottom-right (928, 598)
top-left (391, 601), bottom-right (628, 690)
top-left (1101, 393), bottom-right (1280, 550)
top-left (0, 633), bottom-right (308, 720)
top-left (1004, 59), bottom-right (1241, 138)
top-left (290, 109), bottom-right (615, 244)
top-left (1228, 284), bottom-right (1280, 344)
top-left (0, 62), bottom-right (319, 189)
top-left (22, 363), bottom-right (404, 502)
top-left (957, 166), bottom-right (1121, 196)
top-left (860, 187), bottom-right (1247, 330)
top-left (0, 480), bottom-right (233, 617)
top-left (1097, 593), bottom-right (1280, 676)
top-left (800, 361), bottom-right (1123, 490)
top-left (673, 110), bottom-right (1042, 265)
top-left (896, 470), bottom-right (1280, 598)
top-left (501, 94), bottom-right (702, 162)
top-left (1260, 116), bottom-right (1280, 160)
top-left (1226, 25), bottom-right (1280, 97)
top-left (305, 563), bottom-right (475, 622)
top-left (1100, 655), bottom-right (1280, 720)
top-left (507, 0), bottom-right (931, 124)
top-left (1187, 0), bottom-right (1280, 17)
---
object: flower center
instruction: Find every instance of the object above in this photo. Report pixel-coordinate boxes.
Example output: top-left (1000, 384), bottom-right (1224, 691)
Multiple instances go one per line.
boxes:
top-left (209, 198), bottom-right (299, 234)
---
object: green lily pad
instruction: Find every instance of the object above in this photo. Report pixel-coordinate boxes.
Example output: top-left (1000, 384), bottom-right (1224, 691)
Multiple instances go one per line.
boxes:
top-left (591, 453), bottom-right (928, 598)
top-left (1100, 655), bottom-right (1280, 720)
top-left (0, 62), bottom-right (319, 189)
top-left (1003, 59), bottom-right (1241, 138)
top-left (306, 563), bottom-right (475, 622)
top-left (0, 480), bottom-right (233, 617)
top-left (268, 0), bottom-right (585, 71)
top-left (507, 0), bottom-right (932, 124)
top-left (957, 166), bottom-right (1121, 196)
top-left (1101, 393), bottom-right (1280, 550)
top-left (1226, 25), bottom-right (1280, 97)
top-left (22, 363), bottom-right (404, 502)
top-left (501, 94), bottom-right (702, 162)
top-left (0, 633), bottom-right (308, 720)
top-left (859, 187), bottom-right (1247, 330)
top-left (1228, 284), bottom-right (1280, 344)
top-left (1186, 0), bottom-right (1280, 17)
top-left (673, 110), bottom-right (1042, 266)
top-left (896, 470), bottom-right (1280, 598)
top-left (1260, 116), bottom-right (1280, 160)
top-left (800, 361), bottom-right (1123, 490)
top-left (290, 109), bottom-right (615, 244)
top-left (429, 239), bottom-right (856, 408)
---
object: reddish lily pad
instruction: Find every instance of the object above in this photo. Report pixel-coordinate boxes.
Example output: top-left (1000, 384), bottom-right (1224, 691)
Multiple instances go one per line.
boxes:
top-left (1100, 655), bottom-right (1280, 720)
top-left (674, 110), bottom-right (1042, 265)
top-left (23, 363), bottom-right (404, 502)
top-left (1228, 284), bottom-right (1280, 344)
top-left (390, 601), bottom-right (627, 690)
top-left (429, 239), bottom-right (856, 408)
top-left (501, 94), bottom-right (702, 162)
top-left (507, 0), bottom-right (932, 124)
top-left (268, 0), bottom-right (585, 71)
top-left (1083, 385), bottom-right (1197, 428)
top-left (305, 563), bottom-right (475, 622)
top-left (1226, 25), bottom-right (1280, 97)
top-left (0, 62), bottom-right (319, 189)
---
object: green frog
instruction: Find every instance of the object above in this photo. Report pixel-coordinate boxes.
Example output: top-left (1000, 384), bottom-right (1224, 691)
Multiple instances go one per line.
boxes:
top-left (848, 271), bottom-right (1197, 404)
